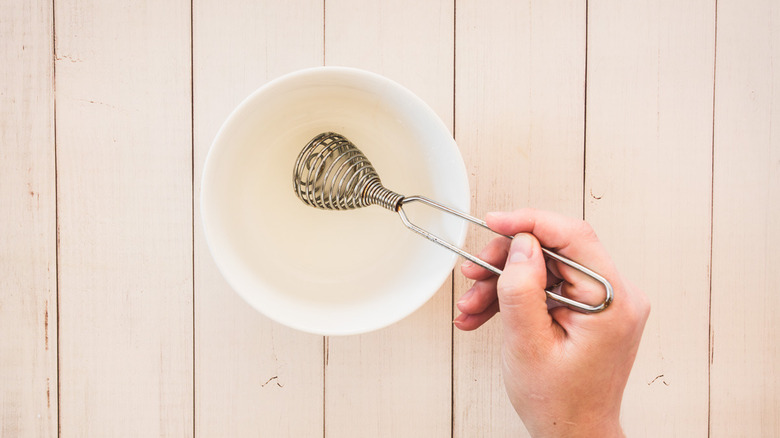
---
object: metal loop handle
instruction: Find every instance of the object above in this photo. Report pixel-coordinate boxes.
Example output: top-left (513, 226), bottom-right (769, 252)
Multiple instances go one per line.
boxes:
top-left (396, 196), bottom-right (613, 314)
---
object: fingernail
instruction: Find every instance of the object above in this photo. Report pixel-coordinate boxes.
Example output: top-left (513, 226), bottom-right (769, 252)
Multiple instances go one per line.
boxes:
top-left (457, 287), bottom-right (475, 305)
top-left (453, 313), bottom-right (468, 326)
top-left (461, 260), bottom-right (474, 269)
top-left (508, 234), bottom-right (533, 263)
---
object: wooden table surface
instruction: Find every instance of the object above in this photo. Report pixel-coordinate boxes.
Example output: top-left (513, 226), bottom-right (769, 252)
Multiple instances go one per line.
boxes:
top-left (2, 0), bottom-right (779, 436)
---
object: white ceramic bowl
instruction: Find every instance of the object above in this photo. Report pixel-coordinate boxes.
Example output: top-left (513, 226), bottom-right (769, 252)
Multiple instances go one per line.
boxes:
top-left (201, 67), bottom-right (469, 335)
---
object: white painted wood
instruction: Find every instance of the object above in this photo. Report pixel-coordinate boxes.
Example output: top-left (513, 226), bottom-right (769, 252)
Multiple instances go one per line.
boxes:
top-left (0, 1), bottom-right (57, 436)
top-left (710, 0), bottom-right (780, 435)
top-left (454, 1), bottom-right (586, 436)
top-left (7, 1), bottom-right (780, 435)
top-left (585, 1), bottom-right (715, 436)
top-left (323, 0), bottom-right (454, 436)
top-left (55, 0), bottom-right (193, 435)
top-left (192, 0), bottom-right (325, 435)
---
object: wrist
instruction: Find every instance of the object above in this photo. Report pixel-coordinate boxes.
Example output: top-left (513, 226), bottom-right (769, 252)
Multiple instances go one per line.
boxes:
top-left (526, 414), bottom-right (624, 438)
top-left (569, 418), bottom-right (624, 438)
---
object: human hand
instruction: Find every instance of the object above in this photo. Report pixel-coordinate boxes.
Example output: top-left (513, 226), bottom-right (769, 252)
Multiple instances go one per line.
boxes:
top-left (454, 209), bottom-right (650, 438)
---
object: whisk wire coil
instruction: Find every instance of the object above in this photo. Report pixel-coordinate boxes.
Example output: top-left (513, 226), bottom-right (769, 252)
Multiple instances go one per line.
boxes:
top-left (294, 132), bottom-right (404, 211)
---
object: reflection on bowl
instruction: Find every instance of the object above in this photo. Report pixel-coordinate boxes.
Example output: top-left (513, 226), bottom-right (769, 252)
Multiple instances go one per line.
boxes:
top-left (201, 67), bottom-right (469, 335)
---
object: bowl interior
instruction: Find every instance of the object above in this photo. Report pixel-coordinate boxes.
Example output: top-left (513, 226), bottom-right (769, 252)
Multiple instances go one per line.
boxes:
top-left (202, 67), bottom-right (469, 335)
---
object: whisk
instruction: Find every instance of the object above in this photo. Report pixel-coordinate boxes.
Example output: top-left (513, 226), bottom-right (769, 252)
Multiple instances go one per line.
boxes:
top-left (292, 132), bottom-right (613, 313)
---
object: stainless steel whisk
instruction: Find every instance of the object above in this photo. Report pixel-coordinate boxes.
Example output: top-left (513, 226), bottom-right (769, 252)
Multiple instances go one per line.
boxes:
top-left (293, 132), bottom-right (613, 313)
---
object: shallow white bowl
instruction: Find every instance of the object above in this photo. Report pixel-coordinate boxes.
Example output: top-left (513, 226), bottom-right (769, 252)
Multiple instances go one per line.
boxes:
top-left (201, 67), bottom-right (469, 335)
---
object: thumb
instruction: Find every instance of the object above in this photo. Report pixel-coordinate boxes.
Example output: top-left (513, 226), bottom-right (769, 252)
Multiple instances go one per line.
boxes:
top-left (497, 233), bottom-right (553, 339)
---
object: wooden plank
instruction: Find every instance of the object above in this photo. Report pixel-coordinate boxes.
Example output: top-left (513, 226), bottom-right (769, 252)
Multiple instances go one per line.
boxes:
top-left (192, 1), bottom-right (324, 435)
top-left (710, 0), bottom-right (780, 435)
top-left (585, 1), bottom-right (716, 435)
top-left (585, 1), bottom-right (715, 436)
top-left (453, 1), bottom-right (586, 436)
top-left (323, 0), bottom-right (454, 436)
top-left (55, 0), bottom-right (193, 435)
top-left (0, 0), bottom-right (57, 436)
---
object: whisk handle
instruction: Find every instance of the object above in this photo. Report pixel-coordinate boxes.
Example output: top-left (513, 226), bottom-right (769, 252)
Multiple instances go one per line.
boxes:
top-left (396, 196), bottom-right (613, 314)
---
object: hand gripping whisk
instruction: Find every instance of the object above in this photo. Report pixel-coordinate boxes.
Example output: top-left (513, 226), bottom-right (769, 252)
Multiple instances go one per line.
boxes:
top-left (292, 132), bottom-right (613, 313)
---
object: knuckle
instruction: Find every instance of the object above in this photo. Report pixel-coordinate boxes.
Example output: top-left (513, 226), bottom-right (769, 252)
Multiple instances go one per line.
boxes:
top-left (523, 207), bottom-right (538, 216)
top-left (614, 306), bottom-right (640, 338)
top-left (624, 305), bottom-right (641, 326)
top-left (626, 280), bottom-right (652, 320)
top-left (638, 292), bottom-right (651, 320)
top-left (640, 294), bottom-right (653, 319)
top-left (618, 299), bottom-right (651, 337)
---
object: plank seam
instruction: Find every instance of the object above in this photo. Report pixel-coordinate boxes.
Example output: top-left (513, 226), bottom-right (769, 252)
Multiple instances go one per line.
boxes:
top-left (451, 0), bottom-right (457, 437)
top-left (190, 0), bottom-right (196, 435)
top-left (707, 1), bottom-right (719, 437)
top-left (52, 0), bottom-right (60, 435)
top-left (582, 0), bottom-right (589, 221)
top-left (322, 4), bottom-right (327, 438)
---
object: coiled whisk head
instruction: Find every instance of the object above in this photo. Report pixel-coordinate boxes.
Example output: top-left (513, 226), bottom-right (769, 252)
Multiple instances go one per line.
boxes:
top-left (293, 132), bottom-right (403, 211)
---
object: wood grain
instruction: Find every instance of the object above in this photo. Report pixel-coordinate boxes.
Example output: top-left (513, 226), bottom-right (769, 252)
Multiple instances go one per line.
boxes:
top-left (192, 0), bottom-right (325, 435)
top-left (323, 0), bottom-right (454, 436)
top-left (4, 2), bottom-right (779, 435)
top-left (55, 0), bottom-right (193, 435)
top-left (585, 0), bottom-right (715, 435)
top-left (710, 0), bottom-right (780, 436)
top-left (454, 1), bottom-right (586, 436)
top-left (0, 0), bottom-right (57, 436)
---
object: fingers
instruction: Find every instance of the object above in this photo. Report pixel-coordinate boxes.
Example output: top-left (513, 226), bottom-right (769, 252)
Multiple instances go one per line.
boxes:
top-left (487, 209), bottom-right (622, 312)
top-left (456, 277), bottom-right (498, 315)
top-left (457, 254), bottom-right (561, 322)
top-left (456, 233), bottom-right (552, 332)
top-left (456, 218), bottom-right (565, 334)
top-left (460, 233), bottom-right (561, 287)
top-left (460, 235), bottom-right (510, 281)
top-left (496, 233), bottom-right (556, 339)
top-left (453, 299), bottom-right (499, 331)
top-left (454, 276), bottom-right (499, 331)
top-left (457, 209), bottom-right (627, 337)
top-left (485, 209), bottom-right (614, 276)
top-left (485, 208), bottom-right (590, 249)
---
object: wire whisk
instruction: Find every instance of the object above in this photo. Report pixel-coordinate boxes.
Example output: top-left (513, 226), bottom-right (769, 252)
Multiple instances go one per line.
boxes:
top-left (293, 132), bottom-right (613, 313)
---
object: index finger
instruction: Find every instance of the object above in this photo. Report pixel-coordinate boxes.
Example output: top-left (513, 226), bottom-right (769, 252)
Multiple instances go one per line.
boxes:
top-left (485, 208), bottom-right (613, 270)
